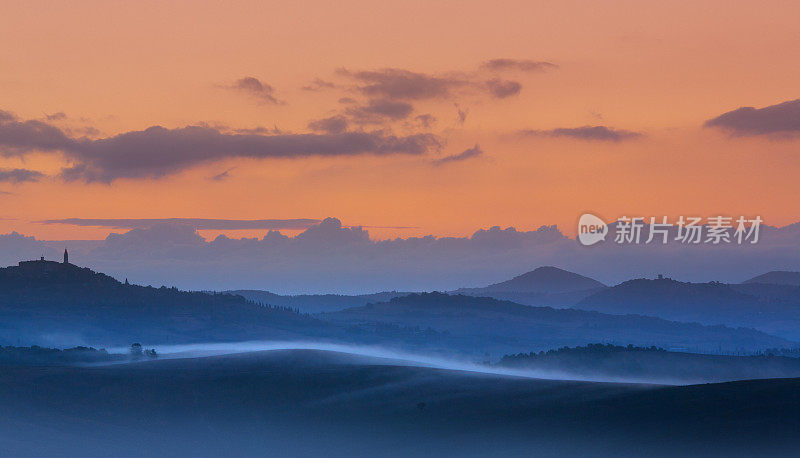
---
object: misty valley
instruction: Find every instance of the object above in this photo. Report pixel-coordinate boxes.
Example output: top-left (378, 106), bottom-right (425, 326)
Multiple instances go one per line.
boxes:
top-left (1, 259), bottom-right (799, 456)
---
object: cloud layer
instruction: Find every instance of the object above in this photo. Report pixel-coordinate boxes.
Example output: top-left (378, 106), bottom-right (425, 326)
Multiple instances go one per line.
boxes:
top-left (704, 99), bottom-right (800, 136)
top-left (226, 77), bottom-right (283, 104)
top-left (519, 125), bottom-right (644, 142)
top-left (0, 110), bottom-right (440, 182)
top-left (433, 145), bottom-right (484, 166)
top-left (4, 217), bottom-right (800, 294)
top-left (481, 58), bottom-right (558, 72)
top-left (0, 168), bottom-right (45, 183)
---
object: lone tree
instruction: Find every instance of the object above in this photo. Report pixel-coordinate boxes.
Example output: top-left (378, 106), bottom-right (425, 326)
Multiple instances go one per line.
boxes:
top-left (130, 343), bottom-right (143, 357)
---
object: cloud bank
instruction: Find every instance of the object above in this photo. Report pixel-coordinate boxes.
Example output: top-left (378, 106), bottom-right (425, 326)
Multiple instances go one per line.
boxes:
top-left (519, 125), bottom-right (644, 142)
top-left (704, 99), bottom-right (800, 136)
top-left (481, 59), bottom-right (558, 72)
top-left (0, 110), bottom-right (441, 182)
top-left (5, 217), bottom-right (800, 294)
top-left (432, 145), bottom-right (484, 166)
top-left (0, 168), bottom-right (45, 183)
top-left (226, 77), bottom-right (283, 104)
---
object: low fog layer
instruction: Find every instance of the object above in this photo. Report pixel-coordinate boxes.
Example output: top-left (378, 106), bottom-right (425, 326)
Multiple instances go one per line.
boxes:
top-left (102, 340), bottom-right (729, 385)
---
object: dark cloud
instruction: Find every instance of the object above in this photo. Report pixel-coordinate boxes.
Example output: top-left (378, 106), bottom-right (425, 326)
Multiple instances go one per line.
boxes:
top-left (414, 114), bottom-right (436, 129)
top-left (234, 125), bottom-right (285, 135)
top-left (0, 111), bottom-right (440, 182)
top-left (339, 63), bottom-right (547, 104)
top-left (0, 168), bottom-right (45, 183)
top-left (481, 59), bottom-right (558, 72)
top-left (341, 68), bottom-right (465, 100)
top-left (209, 167), bottom-right (234, 181)
top-left (71, 126), bottom-right (102, 137)
top-left (704, 99), bottom-right (800, 136)
top-left (345, 99), bottom-right (414, 124)
top-left (45, 112), bottom-right (67, 121)
top-left (62, 126), bottom-right (439, 181)
top-left (0, 110), bottom-right (78, 155)
top-left (227, 77), bottom-right (283, 104)
top-left (455, 104), bottom-right (469, 125)
top-left (308, 115), bottom-right (349, 134)
top-left (301, 78), bottom-right (337, 91)
top-left (519, 125), bottom-right (644, 142)
top-left (338, 97), bottom-right (357, 104)
top-left (432, 144), bottom-right (484, 166)
top-left (37, 217), bottom-right (321, 230)
top-left (485, 79), bottom-right (522, 98)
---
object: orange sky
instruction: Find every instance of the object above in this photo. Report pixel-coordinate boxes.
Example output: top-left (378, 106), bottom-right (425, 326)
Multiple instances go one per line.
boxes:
top-left (1, 0), bottom-right (799, 240)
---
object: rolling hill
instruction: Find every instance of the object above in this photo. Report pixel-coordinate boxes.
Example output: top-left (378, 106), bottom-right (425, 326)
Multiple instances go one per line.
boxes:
top-left (0, 259), bottom-right (341, 346)
top-left (743, 270), bottom-right (800, 286)
top-left (0, 349), bottom-right (798, 457)
top-left (574, 277), bottom-right (800, 340)
top-left (452, 266), bottom-right (607, 307)
top-left (320, 292), bottom-right (794, 356)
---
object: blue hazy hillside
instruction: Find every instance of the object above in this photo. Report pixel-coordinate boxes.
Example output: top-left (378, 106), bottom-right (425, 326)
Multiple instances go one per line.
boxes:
top-left (743, 270), bottom-right (800, 286)
top-left (453, 266), bottom-right (607, 307)
top-left (0, 259), bottom-right (342, 346)
top-left (321, 293), bottom-right (794, 355)
top-left (575, 277), bottom-right (800, 340)
top-left (0, 261), bottom-right (794, 356)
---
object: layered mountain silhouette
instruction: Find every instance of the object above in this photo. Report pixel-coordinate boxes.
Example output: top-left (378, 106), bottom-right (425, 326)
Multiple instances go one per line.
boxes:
top-left (453, 266), bottom-right (607, 307)
top-left (575, 277), bottom-right (800, 340)
top-left (321, 292), bottom-right (792, 356)
top-left (0, 261), bottom-right (793, 355)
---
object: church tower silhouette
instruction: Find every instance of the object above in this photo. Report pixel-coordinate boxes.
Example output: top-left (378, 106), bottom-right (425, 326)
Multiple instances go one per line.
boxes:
top-left (63, 249), bottom-right (69, 264)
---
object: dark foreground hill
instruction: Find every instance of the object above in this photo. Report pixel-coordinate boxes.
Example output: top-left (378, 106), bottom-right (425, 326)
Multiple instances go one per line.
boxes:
top-left (0, 260), bottom-right (340, 346)
top-left (0, 349), bottom-right (797, 457)
top-left (499, 343), bottom-right (800, 384)
top-left (321, 293), bottom-right (794, 356)
top-left (453, 266), bottom-right (607, 307)
top-left (575, 278), bottom-right (800, 340)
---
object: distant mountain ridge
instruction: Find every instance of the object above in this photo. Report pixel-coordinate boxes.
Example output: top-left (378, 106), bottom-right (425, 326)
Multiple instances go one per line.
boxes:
top-left (575, 277), bottom-right (800, 340)
top-left (460, 266), bottom-right (606, 293)
top-left (743, 271), bottom-right (800, 286)
top-left (453, 266), bottom-right (607, 308)
top-left (321, 292), bottom-right (793, 356)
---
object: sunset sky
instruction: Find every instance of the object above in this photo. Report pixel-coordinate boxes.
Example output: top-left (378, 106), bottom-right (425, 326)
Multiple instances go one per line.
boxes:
top-left (2, 0), bottom-right (799, 241)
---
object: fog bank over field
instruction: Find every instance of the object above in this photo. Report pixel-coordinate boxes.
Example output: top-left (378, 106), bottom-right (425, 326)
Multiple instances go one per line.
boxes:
top-left (103, 341), bottom-right (800, 386)
top-left (110, 341), bottom-right (652, 383)
top-left (4, 217), bottom-right (800, 293)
